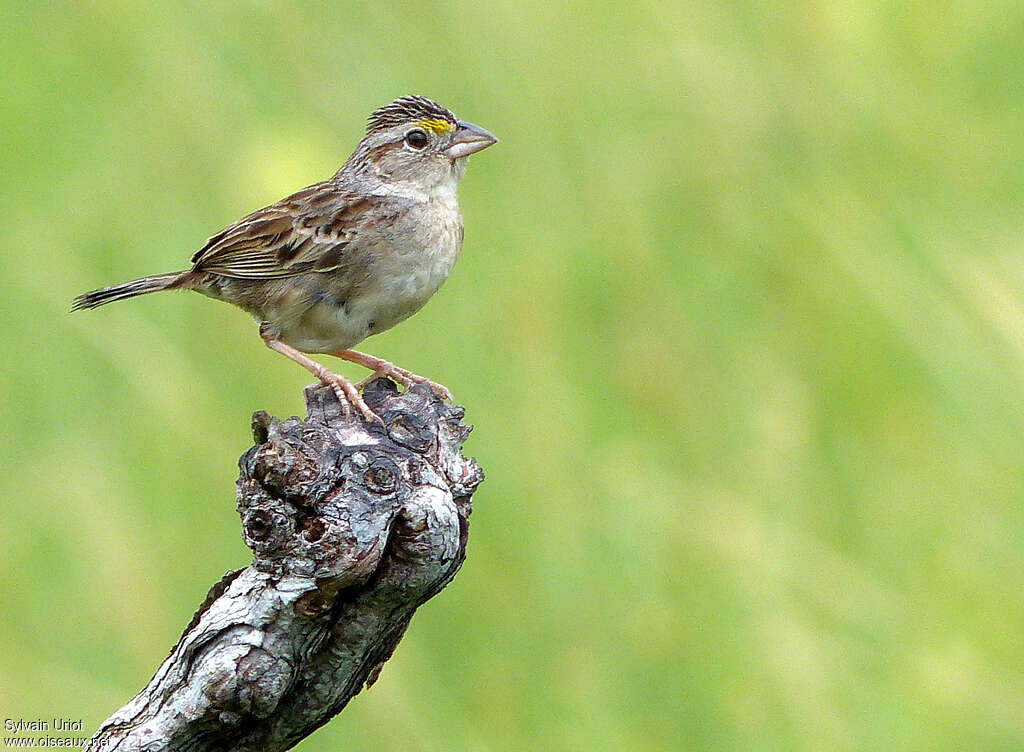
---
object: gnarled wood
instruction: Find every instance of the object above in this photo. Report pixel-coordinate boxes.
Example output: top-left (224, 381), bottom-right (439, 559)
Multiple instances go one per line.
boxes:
top-left (87, 379), bottom-right (482, 752)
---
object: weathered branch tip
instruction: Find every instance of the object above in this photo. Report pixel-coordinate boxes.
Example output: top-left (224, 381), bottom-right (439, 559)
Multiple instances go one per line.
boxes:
top-left (87, 379), bottom-right (483, 752)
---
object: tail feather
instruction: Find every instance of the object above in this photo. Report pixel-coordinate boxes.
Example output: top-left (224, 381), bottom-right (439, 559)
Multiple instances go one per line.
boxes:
top-left (71, 272), bottom-right (189, 311)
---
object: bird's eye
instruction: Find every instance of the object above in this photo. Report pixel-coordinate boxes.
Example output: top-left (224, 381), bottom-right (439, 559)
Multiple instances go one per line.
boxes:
top-left (404, 129), bottom-right (429, 150)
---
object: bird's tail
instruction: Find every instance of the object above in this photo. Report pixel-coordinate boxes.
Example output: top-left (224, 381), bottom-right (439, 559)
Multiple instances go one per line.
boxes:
top-left (71, 271), bottom-right (190, 311)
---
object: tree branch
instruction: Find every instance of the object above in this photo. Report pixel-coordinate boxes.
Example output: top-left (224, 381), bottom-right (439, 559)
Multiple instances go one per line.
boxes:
top-left (87, 379), bottom-right (483, 752)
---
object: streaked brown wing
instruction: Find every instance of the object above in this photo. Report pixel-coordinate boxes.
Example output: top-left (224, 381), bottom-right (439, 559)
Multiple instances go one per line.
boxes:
top-left (190, 181), bottom-right (373, 279)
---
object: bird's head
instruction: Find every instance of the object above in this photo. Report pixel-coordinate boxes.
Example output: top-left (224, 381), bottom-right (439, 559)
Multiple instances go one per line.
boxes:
top-left (345, 95), bottom-right (497, 191)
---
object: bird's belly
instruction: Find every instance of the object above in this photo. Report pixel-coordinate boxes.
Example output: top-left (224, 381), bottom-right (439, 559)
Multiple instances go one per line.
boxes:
top-left (276, 300), bottom-right (370, 353)
top-left (274, 251), bottom-right (457, 354)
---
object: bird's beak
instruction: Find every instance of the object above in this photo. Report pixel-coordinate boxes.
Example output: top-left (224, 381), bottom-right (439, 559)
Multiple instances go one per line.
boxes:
top-left (444, 121), bottom-right (498, 159)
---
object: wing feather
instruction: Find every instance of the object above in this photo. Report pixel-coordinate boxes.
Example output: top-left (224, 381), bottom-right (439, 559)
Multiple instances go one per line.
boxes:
top-left (190, 181), bottom-right (374, 279)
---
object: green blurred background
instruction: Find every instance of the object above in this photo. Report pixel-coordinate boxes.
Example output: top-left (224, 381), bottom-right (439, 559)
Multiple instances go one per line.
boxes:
top-left (3, 1), bottom-right (1024, 749)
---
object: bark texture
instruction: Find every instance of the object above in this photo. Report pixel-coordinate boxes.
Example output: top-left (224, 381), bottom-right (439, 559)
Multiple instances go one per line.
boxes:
top-left (87, 379), bottom-right (482, 752)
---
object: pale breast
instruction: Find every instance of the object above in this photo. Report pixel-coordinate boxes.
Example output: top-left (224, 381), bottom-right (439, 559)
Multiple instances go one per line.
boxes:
top-left (276, 197), bottom-right (462, 353)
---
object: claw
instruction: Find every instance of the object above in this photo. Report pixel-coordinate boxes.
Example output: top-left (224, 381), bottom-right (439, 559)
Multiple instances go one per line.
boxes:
top-left (324, 372), bottom-right (384, 427)
top-left (334, 349), bottom-right (453, 401)
top-left (356, 367), bottom-right (452, 401)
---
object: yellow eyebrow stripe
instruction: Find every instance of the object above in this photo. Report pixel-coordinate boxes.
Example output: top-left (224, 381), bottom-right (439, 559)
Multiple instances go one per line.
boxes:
top-left (418, 118), bottom-right (456, 134)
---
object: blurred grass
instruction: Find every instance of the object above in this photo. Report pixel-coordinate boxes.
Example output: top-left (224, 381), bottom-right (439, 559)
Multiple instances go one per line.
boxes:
top-left (3, 0), bottom-right (1024, 749)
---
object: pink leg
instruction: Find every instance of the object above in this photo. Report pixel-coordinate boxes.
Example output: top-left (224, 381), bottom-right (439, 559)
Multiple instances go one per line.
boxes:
top-left (261, 331), bottom-right (382, 424)
top-left (331, 349), bottom-right (453, 401)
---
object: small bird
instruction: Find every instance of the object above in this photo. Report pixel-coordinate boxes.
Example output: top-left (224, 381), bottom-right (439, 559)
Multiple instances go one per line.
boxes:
top-left (72, 96), bottom-right (497, 421)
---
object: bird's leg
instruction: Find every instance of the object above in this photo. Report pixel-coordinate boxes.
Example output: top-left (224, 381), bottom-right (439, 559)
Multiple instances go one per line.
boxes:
top-left (260, 326), bottom-right (382, 425)
top-left (332, 349), bottom-right (453, 401)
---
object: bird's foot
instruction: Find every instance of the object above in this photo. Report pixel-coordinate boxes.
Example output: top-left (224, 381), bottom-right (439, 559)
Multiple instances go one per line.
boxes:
top-left (336, 349), bottom-right (453, 401)
top-left (356, 363), bottom-right (452, 401)
top-left (262, 331), bottom-right (384, 426)
top-left (321, 370), bottom-right (383, 426)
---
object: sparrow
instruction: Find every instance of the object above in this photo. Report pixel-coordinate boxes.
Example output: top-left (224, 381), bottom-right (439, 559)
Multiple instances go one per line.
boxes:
top-left (72, 95), bottom-right (497, 422)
